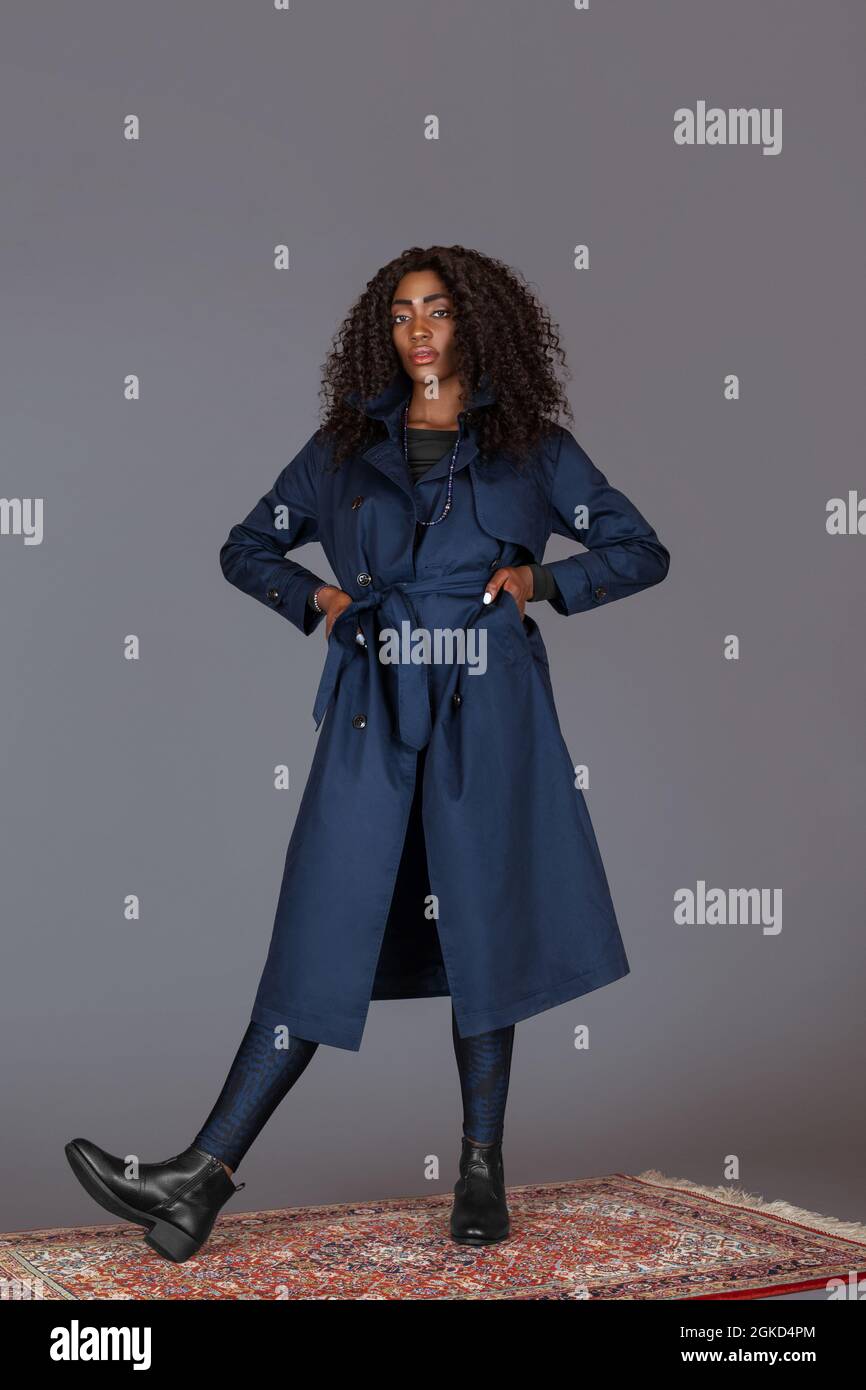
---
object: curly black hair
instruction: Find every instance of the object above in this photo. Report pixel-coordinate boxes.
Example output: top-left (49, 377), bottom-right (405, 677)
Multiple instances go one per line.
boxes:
top-left (315, 245), bottom-right (574, 471)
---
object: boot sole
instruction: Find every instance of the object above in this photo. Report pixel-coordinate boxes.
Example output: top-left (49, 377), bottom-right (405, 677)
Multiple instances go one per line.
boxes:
top-left (450, 1224), bottom-right (510, 1245)
top-left (64, 1141), bottom-right (202, 1263)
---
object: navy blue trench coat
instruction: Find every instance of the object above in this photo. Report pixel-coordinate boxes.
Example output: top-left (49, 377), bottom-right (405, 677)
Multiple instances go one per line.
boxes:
top-left (219, 366), bottom-right (670, 1050)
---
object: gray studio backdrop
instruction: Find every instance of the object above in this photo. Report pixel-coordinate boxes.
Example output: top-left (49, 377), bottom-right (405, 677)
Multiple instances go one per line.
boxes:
top-left (2, 0), bottom-right (864, 1235)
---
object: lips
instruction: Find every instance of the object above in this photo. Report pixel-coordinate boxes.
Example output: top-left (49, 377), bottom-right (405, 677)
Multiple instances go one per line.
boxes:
top-left (410, 349), bottom-right (437, 363)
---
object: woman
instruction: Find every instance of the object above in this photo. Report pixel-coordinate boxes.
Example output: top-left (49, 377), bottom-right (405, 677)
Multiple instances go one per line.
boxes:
top-left (65, 245), bottom-right (670, 1264)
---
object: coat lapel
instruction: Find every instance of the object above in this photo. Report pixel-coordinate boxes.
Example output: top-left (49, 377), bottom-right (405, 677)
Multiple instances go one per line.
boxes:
top-left (344, 366), bottom-right (493, 498)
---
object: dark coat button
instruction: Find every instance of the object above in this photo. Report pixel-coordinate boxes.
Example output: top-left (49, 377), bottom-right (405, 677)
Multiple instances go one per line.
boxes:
top-left (266, 588), bottom-right (280, 602)
top-left (352, 713), bottom-right (367, 729)
top-left (452, 692), bottom-right (462, 708)
top-left (594, 585), bottom-right (607, 600)
top-left (351, 496), bottom-right (364, 510)
top-left (357, 572), bottom-right (372, 586)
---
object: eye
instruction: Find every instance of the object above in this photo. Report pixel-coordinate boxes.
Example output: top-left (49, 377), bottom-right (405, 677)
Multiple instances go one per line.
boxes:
top-left (391, 313), bottom-right (409, 325)
top-left (431, 308), bottom-right (451, 318)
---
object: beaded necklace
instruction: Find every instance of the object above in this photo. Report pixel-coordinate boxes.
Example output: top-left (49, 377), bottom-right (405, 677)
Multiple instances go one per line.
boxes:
top-left (402, 403), bottom-right (462, 526)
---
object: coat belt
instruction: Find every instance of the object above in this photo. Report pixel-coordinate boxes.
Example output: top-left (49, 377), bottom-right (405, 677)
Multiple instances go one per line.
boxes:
top-left (312, 569), bottom-right (495, 750)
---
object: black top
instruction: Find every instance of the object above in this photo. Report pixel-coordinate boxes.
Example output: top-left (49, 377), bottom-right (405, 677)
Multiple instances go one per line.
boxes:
top-left (404, 426), bottom-right (461, 484)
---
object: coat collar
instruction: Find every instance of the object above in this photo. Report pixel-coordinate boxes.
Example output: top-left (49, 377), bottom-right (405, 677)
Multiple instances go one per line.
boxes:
top-left (343, 366), bottom-right (497, 497)
top-left (344, 365), bottom-right (497, 434)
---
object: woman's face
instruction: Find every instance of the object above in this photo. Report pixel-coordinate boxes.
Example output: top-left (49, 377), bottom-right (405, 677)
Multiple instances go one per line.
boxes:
top-left (390, 269), bottom-right (459, 391)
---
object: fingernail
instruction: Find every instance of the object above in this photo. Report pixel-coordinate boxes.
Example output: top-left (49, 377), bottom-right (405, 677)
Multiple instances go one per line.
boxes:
top-left (482, 591), bottom-right (492, 604)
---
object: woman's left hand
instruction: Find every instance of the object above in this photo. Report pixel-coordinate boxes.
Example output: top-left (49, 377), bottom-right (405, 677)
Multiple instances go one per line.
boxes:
top-left (483, 565), bottom-right (534, 619)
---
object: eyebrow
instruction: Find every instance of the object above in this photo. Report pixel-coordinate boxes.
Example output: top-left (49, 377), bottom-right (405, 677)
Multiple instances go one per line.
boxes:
top-left (390, 292), bottom-right (452, 307)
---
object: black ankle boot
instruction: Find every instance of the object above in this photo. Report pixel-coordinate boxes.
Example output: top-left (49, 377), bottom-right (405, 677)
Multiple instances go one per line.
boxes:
top-left (64, 1137), bottom-right (245, 1264)
top-left (449, 1136), bottom-right (510, 1245)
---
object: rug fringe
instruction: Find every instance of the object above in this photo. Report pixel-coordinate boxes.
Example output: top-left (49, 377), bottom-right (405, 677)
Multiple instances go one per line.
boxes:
top-left (631, 1169), bottom-right (866, 1243)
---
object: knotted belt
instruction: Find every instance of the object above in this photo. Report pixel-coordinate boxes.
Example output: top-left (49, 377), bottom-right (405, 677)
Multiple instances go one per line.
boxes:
top-left (312, 569), bottom-right (496, 750)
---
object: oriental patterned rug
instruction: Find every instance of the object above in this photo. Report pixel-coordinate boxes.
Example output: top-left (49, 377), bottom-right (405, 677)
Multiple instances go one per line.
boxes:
top-left (3, 1170), bottom-right (865, 1301)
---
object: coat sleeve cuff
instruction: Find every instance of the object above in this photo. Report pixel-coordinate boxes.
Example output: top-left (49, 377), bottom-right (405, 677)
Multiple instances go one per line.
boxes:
top-left (262, 563), bottom-right (329, 635)
top-left (541, 550), bottom-right (613, 615)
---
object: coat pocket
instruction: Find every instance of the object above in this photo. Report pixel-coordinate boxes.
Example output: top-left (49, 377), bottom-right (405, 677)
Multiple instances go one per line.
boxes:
top-left (500, 590), bottom-right (551, 673)
top-left (500, 587), bottom-right (528, 633)
top-left (497, 589), bottom-right (533, 668)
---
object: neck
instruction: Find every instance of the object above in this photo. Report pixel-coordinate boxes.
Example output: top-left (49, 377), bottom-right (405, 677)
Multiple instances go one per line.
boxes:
top-left (406, 376), bottom-right (465, 430)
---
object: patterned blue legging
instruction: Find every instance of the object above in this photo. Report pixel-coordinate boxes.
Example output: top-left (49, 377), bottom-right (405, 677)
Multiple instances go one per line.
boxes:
top-left (193, 1009), bottom-right (515, 1171)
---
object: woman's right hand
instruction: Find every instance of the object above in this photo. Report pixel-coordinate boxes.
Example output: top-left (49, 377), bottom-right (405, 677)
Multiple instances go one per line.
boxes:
top-left (315, 585), bottom-right (353, 639)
